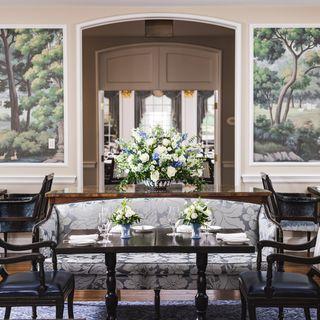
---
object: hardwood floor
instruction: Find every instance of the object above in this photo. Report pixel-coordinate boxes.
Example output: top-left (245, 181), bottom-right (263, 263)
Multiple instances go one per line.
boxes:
top-left (4, 259), bottom-right (309, 302)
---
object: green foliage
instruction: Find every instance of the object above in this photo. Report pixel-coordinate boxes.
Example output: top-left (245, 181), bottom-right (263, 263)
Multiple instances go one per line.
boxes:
top-left (254, 141), bottom-right (289, 154)
top-left (0, 130), bottom-right (18, 154)
top-left (254, 64), bottom-right (281, 110)
top-left (254, 115), bottom-right (320, 161)
top-left (12, 130), bottom-right (55, 157)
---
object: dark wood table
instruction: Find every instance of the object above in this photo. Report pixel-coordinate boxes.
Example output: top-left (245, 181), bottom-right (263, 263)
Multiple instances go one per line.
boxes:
top-left (56, 227), bottom-right (255, 320)
top-left (47, 184), bottom-right (271, 206)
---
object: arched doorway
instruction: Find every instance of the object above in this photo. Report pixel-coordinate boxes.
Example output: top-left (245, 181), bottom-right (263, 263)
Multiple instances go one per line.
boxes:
top-left (76, 13), bottom-right (242, 191)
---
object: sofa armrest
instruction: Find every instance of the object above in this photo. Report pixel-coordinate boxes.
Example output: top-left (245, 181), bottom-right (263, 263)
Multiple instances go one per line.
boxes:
top-left (258, 205), bottom-right (278, 258)
top-left (33, 206), bottom-right (59, 258)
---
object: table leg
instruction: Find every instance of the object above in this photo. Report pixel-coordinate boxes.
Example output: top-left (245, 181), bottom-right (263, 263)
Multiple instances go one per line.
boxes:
top-left (195, 252), bottom-right (208, 320)
top-left (105, 252), bottom-right (118, 320)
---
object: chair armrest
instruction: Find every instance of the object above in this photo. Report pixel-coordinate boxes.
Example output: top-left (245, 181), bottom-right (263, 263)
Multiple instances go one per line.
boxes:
top-left (0, 252), bottom-right (45, 265)
top-left (256, 238), bottom-right (317, 270)
top-left (258, 238), bottom-right (316, 252)
top-left (0, 239), bottom-right (56, 252)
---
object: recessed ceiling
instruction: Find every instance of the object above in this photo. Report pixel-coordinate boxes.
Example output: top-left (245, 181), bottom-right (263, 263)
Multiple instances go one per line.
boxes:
top-left (1, 0), bottom-right (320, 6)
top-left (83, 21), bottom-right (234, 37)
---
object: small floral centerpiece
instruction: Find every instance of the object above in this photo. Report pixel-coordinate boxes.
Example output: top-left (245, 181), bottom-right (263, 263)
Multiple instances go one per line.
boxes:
top-left (111, 199), bottom-right (141, 239)
top-left (182, 198), bottom-right (211, 239)
top-left (116, 126), bottom-right (204, 191)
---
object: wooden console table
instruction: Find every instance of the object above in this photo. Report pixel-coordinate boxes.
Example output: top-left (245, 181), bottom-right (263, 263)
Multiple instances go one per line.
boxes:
top-left (46, 184), bottom-right (271, 206)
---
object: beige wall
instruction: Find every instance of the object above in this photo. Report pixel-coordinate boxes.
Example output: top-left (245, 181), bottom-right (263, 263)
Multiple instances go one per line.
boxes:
top-left (0, 5), bottom-right (319, 192)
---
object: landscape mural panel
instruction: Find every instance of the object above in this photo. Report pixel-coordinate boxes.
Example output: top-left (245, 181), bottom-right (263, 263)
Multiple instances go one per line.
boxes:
top-left (253, 27), bottom-right (320, 162)
top-left (0, 27), bottom-right (64, 163)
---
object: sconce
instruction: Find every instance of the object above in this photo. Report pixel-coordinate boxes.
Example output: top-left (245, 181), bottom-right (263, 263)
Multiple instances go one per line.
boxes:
top-left (121, 90), bottom-right (132, 98)
top-left (184, 90), bottom-right (194, 97)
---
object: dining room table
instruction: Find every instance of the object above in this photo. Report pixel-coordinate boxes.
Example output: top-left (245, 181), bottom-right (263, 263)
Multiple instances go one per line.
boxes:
top-left (56, 227), bottom-right (255, 320)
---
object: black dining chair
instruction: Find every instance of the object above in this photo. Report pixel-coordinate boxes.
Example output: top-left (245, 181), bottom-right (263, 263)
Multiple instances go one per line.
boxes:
top-left (261, 172), bottom-right (319, 252)
top-left (239, 230), bottom-right (320, 320)
top-left (0, 174), bottom-right (54, 255)
top-left (0, 238), bottom-right (74, 319)
top-left (202, 158), bottom-right (214, 184)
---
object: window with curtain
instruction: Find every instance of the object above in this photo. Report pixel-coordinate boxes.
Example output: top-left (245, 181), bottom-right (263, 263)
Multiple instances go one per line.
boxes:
top-left (197, 90), bottom-right (215, 151)
top-left (135, 90), bottom-right (181, 132)
top-left (104, 91), bottom-right (119, 155)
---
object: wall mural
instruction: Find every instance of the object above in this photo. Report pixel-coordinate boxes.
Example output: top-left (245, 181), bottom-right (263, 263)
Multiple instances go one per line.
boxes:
top-left (253, 27), bottom-right (320, 162)
top-left (0, 27), bottom-right (64, 163)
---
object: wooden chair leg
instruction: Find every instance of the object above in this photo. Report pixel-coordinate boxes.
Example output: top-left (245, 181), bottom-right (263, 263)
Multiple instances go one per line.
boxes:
top-left (32, 306), bottom-right (37, 319)
top-left (240, 291), bottom-right (247, 320)
top-left (68, 287), bottom-right (75, 319)
top-left (4, 306), bottom-right (11, 319)
top-left (3, 232), bottom-right (8, 257)
top-left (278, 306), bottom-right (284, 320)
top-left (304, 307), bottom-right (311, 320)
top-left (56, 302), bottom-right (64, 319)
top-left (307, 232), bottom-right (311, 256)
top-left (248, 303), bottom-right (257, 320)
top-left (154, 288), bottom-right (161, 319)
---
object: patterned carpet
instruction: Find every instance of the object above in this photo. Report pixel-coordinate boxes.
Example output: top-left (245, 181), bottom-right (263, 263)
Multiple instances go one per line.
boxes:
top-left (0, 300), bottom-right (317, 319)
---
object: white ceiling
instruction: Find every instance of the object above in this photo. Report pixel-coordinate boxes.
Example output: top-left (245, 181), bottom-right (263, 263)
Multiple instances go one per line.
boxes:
top-left (1, 0), bottom-right (320, 6)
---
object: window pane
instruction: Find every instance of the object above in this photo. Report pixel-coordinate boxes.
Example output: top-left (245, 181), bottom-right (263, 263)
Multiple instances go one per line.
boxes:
top-left (104, 91), bottom-right (120, 155)
top-left (197, 91), bottom-right (215, 153)
top-left (135, 90), bottom-right (181, 131)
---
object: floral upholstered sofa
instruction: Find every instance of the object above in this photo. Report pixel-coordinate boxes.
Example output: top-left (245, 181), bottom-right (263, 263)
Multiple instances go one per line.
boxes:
top-left (36, 198), bottom-right (276, 290)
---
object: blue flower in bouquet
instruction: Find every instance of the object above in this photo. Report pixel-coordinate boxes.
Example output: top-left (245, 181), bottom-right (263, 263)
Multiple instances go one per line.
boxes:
top-left (152, 152), bottom-right (160, 161)
top-left (172, 161), bottom-right (183, 168)
top-left (139, 131), bottom-right (148, 139)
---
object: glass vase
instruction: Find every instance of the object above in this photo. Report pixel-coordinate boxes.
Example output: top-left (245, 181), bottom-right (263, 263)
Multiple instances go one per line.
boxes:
top-left (120, 224), bottom-right (131, 239)
top-left (191, 223), bottom-right (201, 239)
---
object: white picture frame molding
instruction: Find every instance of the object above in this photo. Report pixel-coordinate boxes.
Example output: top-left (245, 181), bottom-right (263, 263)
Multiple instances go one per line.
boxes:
top-left (249, 23), bottom-right (320, 167)
top-left (0, 24), bottom-right (68, 167)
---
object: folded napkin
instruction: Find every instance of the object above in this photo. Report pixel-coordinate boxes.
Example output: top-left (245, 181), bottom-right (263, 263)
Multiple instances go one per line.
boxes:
top-left (176, 224), bottom-right (192, 233)
top-left (69, 234), bottom-right (98, 241)
top-left (216, 232), bottom-right (249, 242)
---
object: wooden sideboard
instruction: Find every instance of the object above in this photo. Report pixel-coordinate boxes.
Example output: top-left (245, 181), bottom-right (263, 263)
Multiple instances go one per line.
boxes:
top-left (46, 184), bottom-right (271, 206)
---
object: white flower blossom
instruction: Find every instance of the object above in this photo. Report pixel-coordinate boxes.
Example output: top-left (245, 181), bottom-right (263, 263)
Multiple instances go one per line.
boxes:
top-left (139, 153), bottom-right (149, 163)
top-left (167, 166), bottom-right (177, 178)
top-left (150, 171), bottom-right (160, 182)
top-left (162, 138), bottom-right (170, 146)
top-left (191, 212), bottom-right (198, 219)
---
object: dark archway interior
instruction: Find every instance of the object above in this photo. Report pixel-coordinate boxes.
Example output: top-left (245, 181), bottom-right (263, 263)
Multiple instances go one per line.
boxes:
top-left (82, 20), bottom-right (235, 189)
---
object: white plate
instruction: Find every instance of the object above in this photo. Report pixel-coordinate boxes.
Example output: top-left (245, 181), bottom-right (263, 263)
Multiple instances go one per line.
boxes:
top-left (69, 239), bottom-right (96, 246)
top-left (131, 225), bottom-right (155, 233)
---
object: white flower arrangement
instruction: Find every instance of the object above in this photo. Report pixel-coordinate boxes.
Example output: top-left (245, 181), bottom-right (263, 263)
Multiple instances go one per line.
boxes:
top-left (111, 199), bottom-right (141, 225)
top-left (182, 198), bottom-right (211, 225)
top-left (115, 126), bottom-right (204, 189)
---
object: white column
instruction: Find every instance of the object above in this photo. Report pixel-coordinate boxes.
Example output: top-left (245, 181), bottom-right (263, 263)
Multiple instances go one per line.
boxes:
top-left (120, 91), bottom-right (135, 140)
top-left (181, 90), bottom-right (198, 138)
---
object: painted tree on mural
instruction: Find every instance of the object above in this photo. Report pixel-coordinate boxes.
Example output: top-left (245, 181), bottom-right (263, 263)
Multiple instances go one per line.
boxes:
top-left (253, 27), bottom-right (320, 162)
top-left (0, 28), bottom-right (64, 162)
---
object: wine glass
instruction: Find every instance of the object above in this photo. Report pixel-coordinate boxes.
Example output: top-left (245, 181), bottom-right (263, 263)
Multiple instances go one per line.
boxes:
top-left (203, 220), bottom-right (212, 236)
top-left (166, 207), bottom-right (181, 237)
top-left (98, 206), bottom-right (112, 244)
